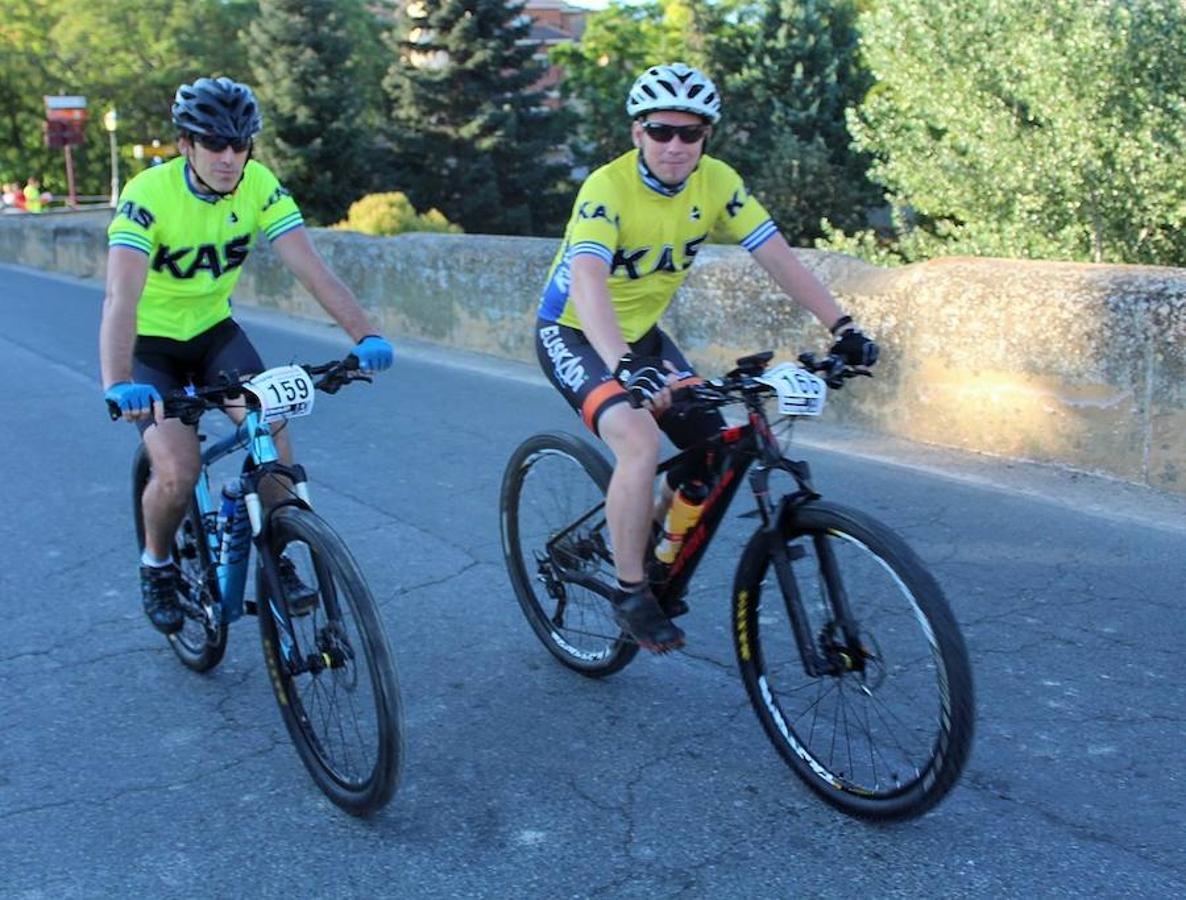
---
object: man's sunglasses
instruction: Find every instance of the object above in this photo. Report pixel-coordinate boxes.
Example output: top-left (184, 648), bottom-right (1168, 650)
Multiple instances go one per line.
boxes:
top-left (194, 134), bottom-right (252, 153)
top-left (642, 122), bottom-right (710, 144)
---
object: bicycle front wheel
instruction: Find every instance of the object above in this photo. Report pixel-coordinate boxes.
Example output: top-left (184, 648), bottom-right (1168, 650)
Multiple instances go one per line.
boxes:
top-left (500, 431), bottom-right (638, 677)
top-left (132, 446), bottom-right (227, 672)
top-left (732, 500), bottom-right (974, 821)
top-left (257, 505), bottom-right (403, 816)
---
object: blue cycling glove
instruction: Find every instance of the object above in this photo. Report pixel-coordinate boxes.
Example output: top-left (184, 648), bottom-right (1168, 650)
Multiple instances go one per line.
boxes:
top-left (105, 381), bottom-right (162, 417)
top-left (351, 334), bottom-right (394, 373)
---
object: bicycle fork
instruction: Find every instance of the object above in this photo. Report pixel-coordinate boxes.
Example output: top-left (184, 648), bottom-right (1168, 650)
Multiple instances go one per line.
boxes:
top-left (755, 461), bottom-right (866, 680)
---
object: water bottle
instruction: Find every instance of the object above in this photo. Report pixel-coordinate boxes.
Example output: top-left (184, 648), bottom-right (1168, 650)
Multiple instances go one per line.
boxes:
top-left (218, 479), bottom-right (252, 567)
top-left (217, 479), bottom-right (251, 606)
top-left (654, 479), bottom-right (710, 565)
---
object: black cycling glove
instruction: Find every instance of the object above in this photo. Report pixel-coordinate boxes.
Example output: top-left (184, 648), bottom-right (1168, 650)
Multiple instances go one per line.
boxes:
top-left (829, 329), bottom-right (880, 368)
top-left (613, 353), bottom-right (667, 408)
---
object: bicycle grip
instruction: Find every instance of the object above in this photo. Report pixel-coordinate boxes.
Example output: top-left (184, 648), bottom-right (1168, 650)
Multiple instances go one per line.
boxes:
top-left (106, 399), bottom-right (122, 421)
top-left (343, 354), bottom-right (360, 371)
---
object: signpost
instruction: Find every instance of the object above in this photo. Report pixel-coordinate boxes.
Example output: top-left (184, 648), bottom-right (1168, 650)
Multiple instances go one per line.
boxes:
top-left (44, 95), bottom-right (87, 207)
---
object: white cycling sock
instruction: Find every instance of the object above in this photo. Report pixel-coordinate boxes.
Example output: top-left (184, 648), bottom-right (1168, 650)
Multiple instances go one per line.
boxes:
top-left (141, 550), bottom-right (172, 568)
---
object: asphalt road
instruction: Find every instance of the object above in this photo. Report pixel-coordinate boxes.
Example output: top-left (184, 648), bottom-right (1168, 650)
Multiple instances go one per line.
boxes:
top-left (2, 263), bottom-right (1184, 898)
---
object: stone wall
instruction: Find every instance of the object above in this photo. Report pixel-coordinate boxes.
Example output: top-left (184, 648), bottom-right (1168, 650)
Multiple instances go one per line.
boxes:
top-left (5, 210), bottom-right (1186, 490)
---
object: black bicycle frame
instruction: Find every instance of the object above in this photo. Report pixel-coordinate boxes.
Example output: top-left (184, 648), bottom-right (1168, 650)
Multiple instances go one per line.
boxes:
top-left (655, 406), bottom-right (858, 679)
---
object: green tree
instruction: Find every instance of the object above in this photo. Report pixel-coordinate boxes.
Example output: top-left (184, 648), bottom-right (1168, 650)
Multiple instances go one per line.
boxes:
top-left (708, 0), bottom-right (880, 245)
top-left (550, 0), bottom-right (706, 169)
top-left (247, 0), bottom-right (380, 225)
top-left (382, 0), bottom-right (572, 235)
top-left (848, 0), bottom-right (1186, 265)
top-left (0, 0), bottom-right (255, 198)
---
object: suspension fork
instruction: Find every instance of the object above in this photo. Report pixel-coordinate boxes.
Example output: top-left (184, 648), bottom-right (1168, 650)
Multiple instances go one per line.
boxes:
top-left (751, 458), bottom-right (838, 678)
top-left (810, 530), bottom-right (866, 669)
top-left (244, 448), bottom-right (316, 675)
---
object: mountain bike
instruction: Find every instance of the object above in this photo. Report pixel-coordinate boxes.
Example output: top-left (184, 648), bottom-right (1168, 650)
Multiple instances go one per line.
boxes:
top-left (500, 351), bottom-right (975, 821)
top-left (111, 358), bottom-right (403, 816)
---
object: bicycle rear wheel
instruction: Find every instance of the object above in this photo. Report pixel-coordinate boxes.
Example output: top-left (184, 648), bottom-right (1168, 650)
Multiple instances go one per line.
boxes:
top-left (501, 431), bottom-right (638, 677)
top-left (257, 505), bottom-right (403, 816)
top-left (732, 500), bottom-right (974, 821)
top-left (132, 446), bottom-right (227, 672)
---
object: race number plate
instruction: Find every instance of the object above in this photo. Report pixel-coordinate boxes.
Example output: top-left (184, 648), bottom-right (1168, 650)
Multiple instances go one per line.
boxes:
top-left (755, 363), bottom-right (827, 417)
top-left (243, 365), bottom-right (315, 423)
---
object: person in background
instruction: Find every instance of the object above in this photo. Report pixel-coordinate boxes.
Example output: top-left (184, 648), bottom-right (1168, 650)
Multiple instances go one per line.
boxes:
top-left (23, 176), bottom-right (46, 213)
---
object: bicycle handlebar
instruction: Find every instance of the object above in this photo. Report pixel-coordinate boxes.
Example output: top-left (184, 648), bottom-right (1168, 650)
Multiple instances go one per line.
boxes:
top-left (685, 349), bottom-right (871, 409)
top-left (106, 355), bottom-right (366, 422)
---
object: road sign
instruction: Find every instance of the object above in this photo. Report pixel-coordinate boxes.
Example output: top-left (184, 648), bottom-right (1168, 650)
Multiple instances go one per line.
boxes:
top-left (44, 119), bottom-right (85, 148)
top-left (45, 95), bottom-right (88, 122)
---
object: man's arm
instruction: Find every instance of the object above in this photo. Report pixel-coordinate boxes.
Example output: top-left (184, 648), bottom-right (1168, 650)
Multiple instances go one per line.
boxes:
top-left (271, 227), bottom-right (376, 342)
top-left (99, 247), bottom-right (149, 388)
top-left (569, 255), bottom-right (630, 369)
top-left (751, 232), bottom-right (847, 331)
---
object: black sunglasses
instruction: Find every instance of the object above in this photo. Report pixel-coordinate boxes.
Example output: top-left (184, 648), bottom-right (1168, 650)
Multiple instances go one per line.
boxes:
top-left (642, 122), bottom-right (709, 144)
top-left (194, 134), bottom-right (252, 153)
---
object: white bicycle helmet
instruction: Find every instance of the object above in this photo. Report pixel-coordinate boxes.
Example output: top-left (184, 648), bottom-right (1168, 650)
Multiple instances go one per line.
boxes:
top-left (626, 62), bottom-right (721, 123)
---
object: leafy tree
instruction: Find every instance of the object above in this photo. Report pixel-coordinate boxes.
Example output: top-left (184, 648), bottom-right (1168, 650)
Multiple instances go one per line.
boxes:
top-left (382, 0), bottom-right (572, 235)
top-left (847, 0), bottom-right (1186, 265)
top-left (550, 0), bottom-right (706, 169)
top-left (333, 191), bottom-right (461, 235)
top-left (0, 0), bottom-right (255, 198)
top-left (708, 0), bottom-right (880, 245)
top-left (247, 0), bottom-right (380, 225)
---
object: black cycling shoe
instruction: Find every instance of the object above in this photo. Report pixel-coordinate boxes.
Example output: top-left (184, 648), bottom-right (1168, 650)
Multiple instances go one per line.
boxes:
top-left (278, 555), bottom-right (319, 616)
top-left (646, 560), bottom-right (689, 619)
top-left (660, 594), bottom-right (690, 619)
top-left (610, 586), bottom-right (685, 653)
top-left (140, 564), bottom-right (183, 635)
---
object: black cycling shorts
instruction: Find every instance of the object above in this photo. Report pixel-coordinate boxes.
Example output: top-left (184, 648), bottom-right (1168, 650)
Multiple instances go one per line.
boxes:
top-left (534, 319), bottom-right (723, 452)
top-left (132, 317), bottom-right (264, 432)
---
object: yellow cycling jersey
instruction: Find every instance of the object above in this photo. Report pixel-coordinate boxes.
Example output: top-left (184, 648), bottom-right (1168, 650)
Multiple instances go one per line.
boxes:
top-left (538, 149), bottom-right (776, 342)
top-left (107, 157), bottom-right (303, 341)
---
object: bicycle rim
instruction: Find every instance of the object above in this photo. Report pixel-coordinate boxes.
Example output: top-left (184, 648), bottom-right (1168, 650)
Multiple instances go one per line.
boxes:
top-left (734, 502), bottom-right (974, 820)
top-left (501, 432), bottom-right (637, 676)
top-left (260, 506), bottom-right (402, 815)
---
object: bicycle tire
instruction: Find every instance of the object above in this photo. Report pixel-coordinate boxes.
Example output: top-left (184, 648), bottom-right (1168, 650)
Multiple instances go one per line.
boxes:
top-left (732, 500), bottom-right (974, 821)
top-left (501, 431), bottom-right (639, 677)
top-left (257, 505), bottom-right (403, 816)
top-left (132, 446), bottom-right (228, 672)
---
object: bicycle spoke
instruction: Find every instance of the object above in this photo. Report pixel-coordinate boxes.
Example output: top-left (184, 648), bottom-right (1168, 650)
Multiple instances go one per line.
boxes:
top-left (735, 502), bottom-right (974, 819)
top-left (259, 506), bottom-right (402, 814)
top-left (502, 434), bottom-right (638, 675)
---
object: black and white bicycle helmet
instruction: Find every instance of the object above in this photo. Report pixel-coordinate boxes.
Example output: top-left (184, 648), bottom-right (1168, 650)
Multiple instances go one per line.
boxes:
top-left (171, 77), bottom-right (263, 139)
top-left (626, 62), bottom-right (721, 124)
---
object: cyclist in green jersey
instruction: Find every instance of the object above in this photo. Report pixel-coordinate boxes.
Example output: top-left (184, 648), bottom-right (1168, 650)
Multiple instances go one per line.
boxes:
top-left (99, 76), bottom-right (395, 635)
top-left (535, 63), bottom-right (878, 653)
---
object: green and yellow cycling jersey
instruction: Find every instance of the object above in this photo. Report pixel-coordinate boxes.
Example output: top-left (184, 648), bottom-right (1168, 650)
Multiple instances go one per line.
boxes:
top-left (107, 156), bottom-right (303, 340)
top-left (538, 149), bottom-right (777, 342)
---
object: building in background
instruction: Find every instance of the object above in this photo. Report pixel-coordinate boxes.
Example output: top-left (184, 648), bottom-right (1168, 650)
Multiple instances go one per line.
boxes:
top-left (521, 1), bottom-right (587, 106)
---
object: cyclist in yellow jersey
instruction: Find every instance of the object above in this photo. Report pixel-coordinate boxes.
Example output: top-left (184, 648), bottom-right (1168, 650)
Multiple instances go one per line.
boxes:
top-left (99, 77), bottom-right (395, 635)
top-left (535, 62), bottom-right (879, 653)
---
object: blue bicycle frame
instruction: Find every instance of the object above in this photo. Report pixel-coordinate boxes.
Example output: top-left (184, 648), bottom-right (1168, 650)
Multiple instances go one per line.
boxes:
top-left (194, 407), bottom-right (312, 630)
